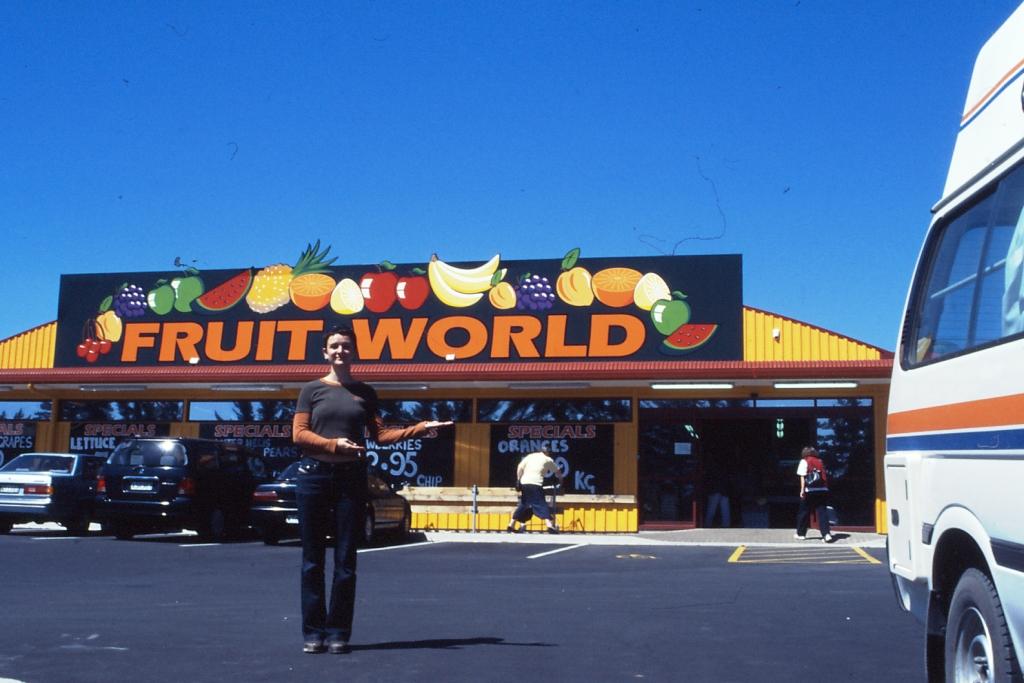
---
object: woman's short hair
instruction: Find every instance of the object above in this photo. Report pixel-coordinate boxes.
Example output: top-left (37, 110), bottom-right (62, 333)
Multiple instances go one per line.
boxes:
top-left (801, 446), bottom-right (818, 458)
top-left (322, 325), bottom-right (355, 350)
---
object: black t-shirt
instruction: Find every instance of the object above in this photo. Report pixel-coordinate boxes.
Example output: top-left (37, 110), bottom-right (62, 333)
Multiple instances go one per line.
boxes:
top-left (296, 379), bottom-right (379, 446)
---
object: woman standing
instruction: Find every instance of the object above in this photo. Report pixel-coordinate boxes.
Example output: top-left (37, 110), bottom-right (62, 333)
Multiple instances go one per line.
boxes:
top-left (794, 446), bottom-right (835, 543)
top-left (292, 325), bottom-right (452, 654)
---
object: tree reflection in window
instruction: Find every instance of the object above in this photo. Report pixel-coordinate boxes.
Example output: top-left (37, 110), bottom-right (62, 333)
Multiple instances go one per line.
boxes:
top-left (60, 400), bottom-right (184, 421)
top-left (0, 401), bottom-right (51, 420)
top-left (186, 401), bottom-right (297, 422)
top-left (376, 400), bottom-right (471, 424)
top-left (477, 398), bottom-right (631, 422)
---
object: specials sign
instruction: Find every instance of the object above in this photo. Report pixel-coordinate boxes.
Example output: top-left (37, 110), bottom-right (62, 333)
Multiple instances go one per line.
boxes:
top-left (489, 424), bottom-right (615, 494)
top-left (365, 427), bottom-right (455, 487)
top-left (67, 422), bottom-right (170, 458)
top-left (0, 421), bottom-right (37, 467)
top-left (53, 247), bottom-right (742, 367)
top-left (197, 422), bottom-right (301, 476)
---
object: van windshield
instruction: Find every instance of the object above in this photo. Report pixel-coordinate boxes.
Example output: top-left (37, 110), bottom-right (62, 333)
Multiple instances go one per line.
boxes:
top-left (109, 441), bottom-right (187, 467)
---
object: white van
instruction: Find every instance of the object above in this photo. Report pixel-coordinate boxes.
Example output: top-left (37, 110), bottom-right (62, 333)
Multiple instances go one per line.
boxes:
top-left (885, 3), bottom-right (1024, 681)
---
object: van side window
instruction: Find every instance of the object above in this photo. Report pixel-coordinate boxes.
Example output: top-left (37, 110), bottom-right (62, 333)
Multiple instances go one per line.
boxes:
top-left (906, 164), bottom-right (1024, 365)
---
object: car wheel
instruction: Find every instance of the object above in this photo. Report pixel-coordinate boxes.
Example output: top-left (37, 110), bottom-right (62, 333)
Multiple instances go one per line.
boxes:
top-left (200, 508), bottom-right (228, 542)
top-left (944, 568), bottom-right (1020, 682)
top-left (262, 528), bottom-right (281, 546)
top-left (398, 502), bottom-right (412, 539)
top-left (62, 518), bottom-right (90, 534)
top-left (112, 523), bottom-right (134, 540)
top-left (363, 507), bottom-right (375, 545)
top-left (0, 519), bottom-right (12, 534)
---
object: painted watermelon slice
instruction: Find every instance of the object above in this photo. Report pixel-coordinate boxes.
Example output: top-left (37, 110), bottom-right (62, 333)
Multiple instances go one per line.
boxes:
top-left (196, 269), bottom-right (253, 314)
top-left (660, 323), bottom-right (718, 355)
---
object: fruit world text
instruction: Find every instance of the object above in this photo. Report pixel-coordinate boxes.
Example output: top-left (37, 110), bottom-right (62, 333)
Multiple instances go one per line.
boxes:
top-left (115, 313), bottom-right (649, 364)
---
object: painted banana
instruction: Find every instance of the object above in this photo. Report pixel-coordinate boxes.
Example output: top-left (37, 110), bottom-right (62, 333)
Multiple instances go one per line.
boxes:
top-left (428, 254), bottom-right (502, 307)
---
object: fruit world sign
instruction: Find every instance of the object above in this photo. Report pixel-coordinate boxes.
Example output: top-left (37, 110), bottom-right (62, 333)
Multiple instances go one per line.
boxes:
top-left (53, 247), bottom-right (742, 367)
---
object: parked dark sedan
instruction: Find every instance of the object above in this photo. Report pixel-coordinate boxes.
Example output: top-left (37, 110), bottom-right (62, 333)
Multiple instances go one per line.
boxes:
top-left (96, 438), bottom-right (268, 541)
top-left (250, 461), bottom-right (412, 545)
top-left (0, 452), bottom-right (106, 533)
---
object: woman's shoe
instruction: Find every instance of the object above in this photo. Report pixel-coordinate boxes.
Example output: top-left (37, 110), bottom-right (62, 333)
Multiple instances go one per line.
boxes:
top-left (823, 533), bottom-right (836, 543)
top-left (303, 639), bottom-right (326, 654)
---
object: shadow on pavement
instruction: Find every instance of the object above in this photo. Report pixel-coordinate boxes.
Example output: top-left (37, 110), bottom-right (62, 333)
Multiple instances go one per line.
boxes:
top-left (350, 636), bottom-right (555, 652)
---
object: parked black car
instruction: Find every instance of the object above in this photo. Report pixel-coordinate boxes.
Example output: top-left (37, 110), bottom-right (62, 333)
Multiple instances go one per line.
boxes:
top-left (96, 438), bottom-right (268, 541)
top-left (0, 452), bottom-right (106, 533)
top-left (250, 461), bottom-right (412, 545)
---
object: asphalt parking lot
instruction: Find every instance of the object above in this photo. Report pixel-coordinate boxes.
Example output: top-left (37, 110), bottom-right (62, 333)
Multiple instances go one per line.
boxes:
top-left (0, 527), bottom-right (922, 683)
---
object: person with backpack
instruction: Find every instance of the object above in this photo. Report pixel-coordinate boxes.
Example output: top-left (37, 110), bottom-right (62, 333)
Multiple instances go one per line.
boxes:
top-left (794, 446), bottom-right (835, 543)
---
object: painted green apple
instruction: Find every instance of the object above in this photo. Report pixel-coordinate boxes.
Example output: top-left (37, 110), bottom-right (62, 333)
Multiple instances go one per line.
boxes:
top-left (171, 274), bottom-right (205, 313)
top-left (147, 281), bottom-right (175, 315)
top-left (651, 298), bottom-right (691, 335)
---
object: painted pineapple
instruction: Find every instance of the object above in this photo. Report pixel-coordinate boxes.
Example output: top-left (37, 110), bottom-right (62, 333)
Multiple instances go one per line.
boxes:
top-left (246, 241), bottom-right (337, 313)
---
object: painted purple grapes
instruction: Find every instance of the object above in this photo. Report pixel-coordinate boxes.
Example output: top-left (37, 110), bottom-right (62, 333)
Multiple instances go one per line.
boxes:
top-left (114, 284), bottom-right (147, 318)
top-left (515, 274), bottom-right (555, 311)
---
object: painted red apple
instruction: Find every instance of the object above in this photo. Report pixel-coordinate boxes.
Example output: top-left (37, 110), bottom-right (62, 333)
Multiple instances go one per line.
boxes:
top-left (397, 269), bottom-right (430, 310)
top-left (360, 271), bottom-right (399, 313)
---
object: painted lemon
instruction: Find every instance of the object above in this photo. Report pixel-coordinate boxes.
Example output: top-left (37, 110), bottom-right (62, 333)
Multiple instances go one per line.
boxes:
top-left (330, 278), bottom-right (364, 315)
top-left (633, 272), bottom-right (671, 310)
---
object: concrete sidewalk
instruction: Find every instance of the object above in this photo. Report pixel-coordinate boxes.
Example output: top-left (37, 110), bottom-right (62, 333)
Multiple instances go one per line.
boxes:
top-left (423, 527), bottom-right (887, 548)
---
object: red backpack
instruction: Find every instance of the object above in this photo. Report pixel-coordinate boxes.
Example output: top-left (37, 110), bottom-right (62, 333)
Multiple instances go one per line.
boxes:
top-left (804, 455), bottom-right (829, 492)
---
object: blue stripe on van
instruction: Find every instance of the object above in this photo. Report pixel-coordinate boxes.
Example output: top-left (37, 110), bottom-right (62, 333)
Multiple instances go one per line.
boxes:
top-left (886, 426), bottom-right (1024, 452)
top-left (960, 66), bottom-right (1024, 130)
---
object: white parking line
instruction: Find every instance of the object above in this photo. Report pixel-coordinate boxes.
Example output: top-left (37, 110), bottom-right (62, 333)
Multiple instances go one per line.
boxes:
top-left (527, 543), bottom-right (587, 559)
top-left (358, 540), bottom-right (441, 554)
top-left (30, 536), bottom-right (84, 540)
top-left (179, 543), bottom-right (221, 547)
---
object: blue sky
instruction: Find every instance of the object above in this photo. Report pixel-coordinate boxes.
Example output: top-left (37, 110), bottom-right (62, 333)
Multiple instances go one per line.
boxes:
top-left (2, 1), bottom-right (1021, 350)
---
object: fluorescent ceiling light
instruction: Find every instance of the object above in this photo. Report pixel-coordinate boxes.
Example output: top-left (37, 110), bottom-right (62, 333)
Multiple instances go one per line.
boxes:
top-left (0, 385), bottom-right (13, 391)
top-left (773, 381), bottom-right (859, 389)
top-left (79, 384), bottom-right (148, 392)
top-left (507, 382), bottom-right (591, 390)
top-left (210, 383), bottom-right (284, 392)
top-left (650, 382), bottom-right (735, 390)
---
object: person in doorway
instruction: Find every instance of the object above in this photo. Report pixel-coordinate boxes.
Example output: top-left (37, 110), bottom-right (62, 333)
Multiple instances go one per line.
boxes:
top-left (292, 325), bottom-right (452, 654)
top-left (703, 450), bottom-right (733, 528)
top-left (794, 446), bottom-right (835, 543)
top-left (507, 451), bottom-right (564, 533)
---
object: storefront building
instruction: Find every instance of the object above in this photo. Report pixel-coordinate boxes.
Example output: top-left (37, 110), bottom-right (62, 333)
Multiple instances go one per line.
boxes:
top-left (0, 249), bottom-right (892, 532)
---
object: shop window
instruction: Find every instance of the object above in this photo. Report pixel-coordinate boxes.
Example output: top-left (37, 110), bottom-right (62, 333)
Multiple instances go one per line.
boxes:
top-left (60, 400), bottom-right (183, 422)
top-left (376, 400), bottom-right (472, 424)
top-left (188, 400), bottom-right (296, 422)
top-left (816, 398), bottom-right (872, 408)
top-left (477, 398), bottom-right (631, 423)
top-left (0, 400), bottom-right (51, 420)
top-left (639, 399), bottom-right (753, 410)
top-left (755, 399), bottom-right (815, 408)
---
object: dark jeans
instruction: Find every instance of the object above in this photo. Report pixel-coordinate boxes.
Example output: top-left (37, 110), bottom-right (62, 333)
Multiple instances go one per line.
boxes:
top-left (795, 490), bottom-right (831, 538)
top-left (512, 484), bottom-right (552, 522)
top-left (295, 458), bottom-right (366, 643)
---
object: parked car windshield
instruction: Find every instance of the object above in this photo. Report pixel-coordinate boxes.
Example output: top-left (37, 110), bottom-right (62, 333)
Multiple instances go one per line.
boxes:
top-left (1, 454), bottom-right (74, 473)
top-left (108, 440), bottom-right (187, 467)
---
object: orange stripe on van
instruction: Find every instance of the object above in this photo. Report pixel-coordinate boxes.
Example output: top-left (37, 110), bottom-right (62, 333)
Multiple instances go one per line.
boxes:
top-left (961, 56), bottom-right (1024, 124)
top-left (888, 392), bottom-right (1024, 434)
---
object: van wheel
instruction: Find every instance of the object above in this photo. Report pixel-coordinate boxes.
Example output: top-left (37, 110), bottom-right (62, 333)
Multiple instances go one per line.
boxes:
top-left (363, 508), bottom-right (375, 545)
top-left (944, 568), bottom-right (1021, 682)
top-left (200, 508), bottom-right (228, 542)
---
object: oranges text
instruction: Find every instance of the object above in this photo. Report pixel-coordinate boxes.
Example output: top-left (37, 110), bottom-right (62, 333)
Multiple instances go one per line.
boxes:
top-left (290, 273), bottom-right (336, 311)
top-left (591, 267), bottom-right (643, 308)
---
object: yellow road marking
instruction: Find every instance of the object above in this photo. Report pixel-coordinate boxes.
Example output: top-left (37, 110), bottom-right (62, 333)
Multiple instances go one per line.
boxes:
top-left (851, 545), bottom-right (882, 564)
top-left (727, 545), bottom-right (747, 563)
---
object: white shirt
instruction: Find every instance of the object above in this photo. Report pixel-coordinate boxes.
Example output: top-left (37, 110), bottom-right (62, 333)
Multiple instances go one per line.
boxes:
top-left (517, 452), bottom-right (558, 486)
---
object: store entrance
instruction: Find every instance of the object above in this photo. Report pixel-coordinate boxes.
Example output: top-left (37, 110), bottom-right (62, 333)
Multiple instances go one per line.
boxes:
top-left (639, 412), bottom-right (815, 529)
